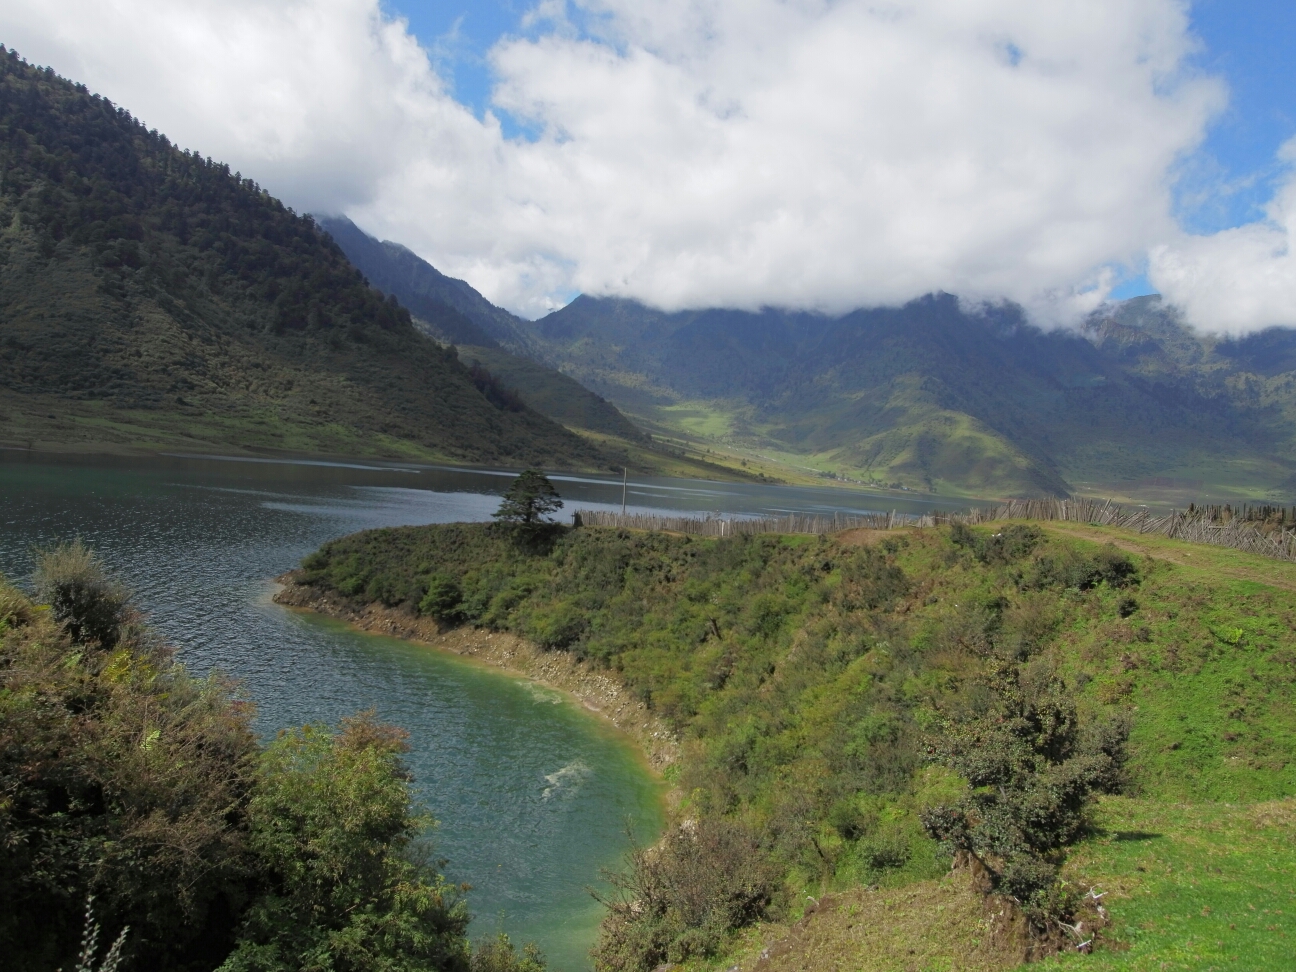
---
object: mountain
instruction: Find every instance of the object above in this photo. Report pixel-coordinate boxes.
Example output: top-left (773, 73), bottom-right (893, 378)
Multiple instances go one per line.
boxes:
top-left (0, 50), bottom-right (612, 469)
top-left (530, 293), bottom-right (1296, 499)
top-left (319, 215), bottom-right (539, 352)
top-left (319, 216), bottom-right (644, 441)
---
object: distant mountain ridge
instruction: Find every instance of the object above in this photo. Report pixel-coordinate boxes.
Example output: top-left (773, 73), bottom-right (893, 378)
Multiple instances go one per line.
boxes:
top-left (319, 216), bottom-right (540, 353)
top-left (0, 50), bottom-right (610, 469)
top-left (529, 293), bottom-right (1296, 498)
top-left (320, 216), bottom-right (644, 442)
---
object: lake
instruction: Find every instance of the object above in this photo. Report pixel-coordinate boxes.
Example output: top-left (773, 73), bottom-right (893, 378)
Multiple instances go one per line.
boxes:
top-left (0, 451), bottom-right (951, 969)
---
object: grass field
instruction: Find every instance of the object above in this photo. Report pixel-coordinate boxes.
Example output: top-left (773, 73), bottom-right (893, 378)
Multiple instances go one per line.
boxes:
top-left (1044, 797), bottom-right (1296, 971)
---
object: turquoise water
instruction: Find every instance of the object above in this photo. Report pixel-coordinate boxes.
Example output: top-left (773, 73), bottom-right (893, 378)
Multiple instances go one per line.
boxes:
top-left (0, 451), bottom-right (945, 968)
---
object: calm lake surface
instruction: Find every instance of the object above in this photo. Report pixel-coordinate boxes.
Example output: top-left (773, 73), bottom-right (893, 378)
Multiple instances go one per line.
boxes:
top-left (0, 451), bottom-right (951, 969)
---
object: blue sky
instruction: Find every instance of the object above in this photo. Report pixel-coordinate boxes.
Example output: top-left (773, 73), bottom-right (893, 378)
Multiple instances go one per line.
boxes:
top-left (388, 0), bottom-right (1296, 302)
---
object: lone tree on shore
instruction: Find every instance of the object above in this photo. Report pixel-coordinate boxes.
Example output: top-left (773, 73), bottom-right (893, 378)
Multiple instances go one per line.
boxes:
top-left (493, 469), bottom-right (563, 526)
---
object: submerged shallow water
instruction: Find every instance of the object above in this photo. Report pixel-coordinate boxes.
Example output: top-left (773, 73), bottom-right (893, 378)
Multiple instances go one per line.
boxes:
top-left (0, 451), bottom-right (945, 968)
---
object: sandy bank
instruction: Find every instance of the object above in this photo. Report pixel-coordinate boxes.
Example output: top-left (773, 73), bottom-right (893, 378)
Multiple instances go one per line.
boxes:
top-left (273, 572), bottom-right (680, 771)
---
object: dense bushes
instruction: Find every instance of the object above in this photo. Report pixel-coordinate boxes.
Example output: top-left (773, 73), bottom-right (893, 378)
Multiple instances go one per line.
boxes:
top-left (219, 716), bottom-right (472, 972)
top-left (295, 522), bottom-right (1160, 967)
top-left (0, 547), bottom-right (543, 972)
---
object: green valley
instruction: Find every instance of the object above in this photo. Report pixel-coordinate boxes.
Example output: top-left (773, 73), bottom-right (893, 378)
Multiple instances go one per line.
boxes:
top-left (521, 294), bottom-right (1296, 501)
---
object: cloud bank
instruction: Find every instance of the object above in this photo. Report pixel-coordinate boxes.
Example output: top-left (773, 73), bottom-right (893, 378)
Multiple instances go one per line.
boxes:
top-left (4, 0), bottom-right (1292, 329)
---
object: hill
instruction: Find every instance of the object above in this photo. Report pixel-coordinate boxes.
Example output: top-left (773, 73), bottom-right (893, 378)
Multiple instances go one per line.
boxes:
top-left (319, 216), bottom-right (645, 441)
top-left (528, 293), bottom-right (1296, 500)
top-left (0, 50), bottom-right (611, 469)
top-left (318, 215), bottom-right (524, 349)
top-left (290, 513), bottom-right (1296, 970)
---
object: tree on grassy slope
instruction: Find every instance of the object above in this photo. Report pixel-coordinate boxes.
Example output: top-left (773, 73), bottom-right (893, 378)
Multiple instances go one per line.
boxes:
top-left (920, 663), bottom-right (1130, 926)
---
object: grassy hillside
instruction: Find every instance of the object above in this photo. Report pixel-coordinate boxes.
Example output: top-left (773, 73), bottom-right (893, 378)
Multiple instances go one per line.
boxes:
top-left (527, 294), bottom-right (1296, 500)
top-left (294, 516), bottom-right (1296, 969)
top-left (0, 50), bottom-right (611, 469)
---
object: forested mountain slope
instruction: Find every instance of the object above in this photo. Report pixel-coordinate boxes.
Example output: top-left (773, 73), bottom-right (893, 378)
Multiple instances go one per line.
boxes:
top-left (320, 215), bottom-right (539, 353)
top-left (0, 51), bottom-right (610, 468)
top-left (530, 294), bottom-right (1296, 499)
top-left (321, 216), bottom-right (644, 440)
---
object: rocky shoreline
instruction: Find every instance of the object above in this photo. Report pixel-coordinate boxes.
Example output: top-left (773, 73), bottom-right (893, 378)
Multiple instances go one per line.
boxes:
top-left (273, 572), bottom-right (681, 771)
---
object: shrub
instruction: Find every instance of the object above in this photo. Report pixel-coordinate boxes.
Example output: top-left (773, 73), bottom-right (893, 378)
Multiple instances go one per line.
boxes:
top-left (525, 600), bottom-right (588, 651)
top-left (1, 566), bottom-right (258, 970)
top-left (591, 819), bottom-right (778, 972)
top-left (950, 524), bottom-right (1043, 564)
top-left (219, 713), bottom-right (472, 972)
top-left (33, 540), bottom-right (133, 648)
top-left (471, 933), bottom-right (546, 972)
top-left (920, 663), bottom-right (1130, 923)
top-left (420, 574), bottom-right (464, 620)
top-left (1026, 544), bottom-right (1138, 592)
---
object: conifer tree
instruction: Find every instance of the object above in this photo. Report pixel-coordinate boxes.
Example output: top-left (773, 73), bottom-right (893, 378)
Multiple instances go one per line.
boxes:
top-left (493, 470), bottom-right (563, 526)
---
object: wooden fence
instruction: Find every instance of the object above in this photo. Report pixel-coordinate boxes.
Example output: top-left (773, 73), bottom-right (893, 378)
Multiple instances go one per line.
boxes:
top-left (572, 496), bottom-right (1296, 563)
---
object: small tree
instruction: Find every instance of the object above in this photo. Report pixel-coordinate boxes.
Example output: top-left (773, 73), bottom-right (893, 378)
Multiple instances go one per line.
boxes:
top-left (493, 470), bottom-right (563, 527)
top-left (920, 663), bottom-right (1129, 925)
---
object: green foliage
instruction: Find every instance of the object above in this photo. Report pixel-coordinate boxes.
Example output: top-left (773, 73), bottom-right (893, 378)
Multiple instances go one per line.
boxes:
top-left (920, 662), bottom-right (1130, 918)
top-left (492, 470), bottom-right (563, 527)
top-left (0, 567), bottom-right (258, 970)
top-left (34, 540), bottom-right (134, 649)
top-left (1025, 544), bottom-right (1140, 592)
top-left (0, 50), bottom-right (609, 470)
top-left (419, 575), bottom-right (464, 622)
top-left (300, 518), bottom-right (1296, 965)
top-left (949, 523), bottom-right (1043, 564)
top-left (469, 934), bottom-right (546, 972)
top-left (1, 551), bottom-right (536, 972)
top-left (218, 714), bottom-right (471, 972)
top-left (591, 819), bottom-right (778, 972)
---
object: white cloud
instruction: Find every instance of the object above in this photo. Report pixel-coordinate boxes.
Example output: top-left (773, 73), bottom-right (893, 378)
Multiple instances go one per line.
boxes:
top-left (7, 0), bottom-right (1281, 328)
top-left (1150, 138), bottom-right (1296, 334)
top-left (1, 0), bottom-right (480, 213)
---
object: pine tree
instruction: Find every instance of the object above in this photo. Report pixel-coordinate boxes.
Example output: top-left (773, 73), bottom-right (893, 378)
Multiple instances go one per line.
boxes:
top-left (493, 470), bottom-right (563, 526)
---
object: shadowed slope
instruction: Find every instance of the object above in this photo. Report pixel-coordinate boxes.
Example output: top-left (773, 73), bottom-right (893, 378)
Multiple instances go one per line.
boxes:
top-left (0, 51), bottom-right (609, 468)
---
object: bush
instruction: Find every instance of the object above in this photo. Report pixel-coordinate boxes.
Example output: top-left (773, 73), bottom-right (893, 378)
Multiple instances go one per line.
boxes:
top-left (920, 663), bottom-right (1130, 923)
top-left (420, 574), bottom-right (464, 620)
top-left (471, 933), bottom-right (546, 972)
top-left (219, 713), bottom-right (472, 972)
top-left (3, 548), bottom-right (502, 972)
top-left (950, 524), bottom-right (1043, 564)
top-left (525, 600), bottom-right (588, 651)
top-left (1026, 544), bottom-right (1138, 591)
top-left (1, 565), bottom-right (258, 970)
top-left (592, 819), bottom-right (778, 972)
top-left (33, 540), bottom-right (133, 649)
